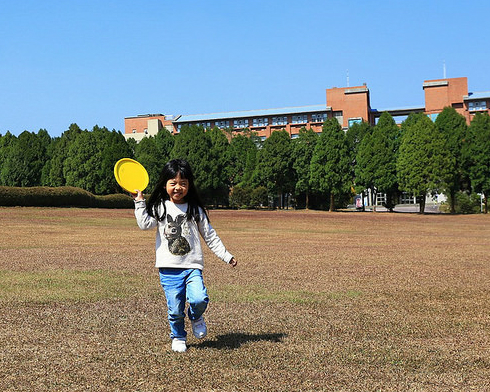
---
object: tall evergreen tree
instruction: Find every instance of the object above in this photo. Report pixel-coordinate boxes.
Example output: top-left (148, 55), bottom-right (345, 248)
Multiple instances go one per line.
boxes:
top-left (134, 136), bottom-right (161, 192)
top-left (356, 113), bottom-right (399, 211)
top-left (0, 130), bottom-right (51, 187)
top-left (464, 112), bottom-right (490, 213)
top-left (397, 113), bottom-right (454, 213)
top-left (0, 131), bottom-right (17, 186)
top-left (253, 130), bottom-right (294, 208)
top-left (228, 133), bottom-right (258, 187)
top-left (171, 125), bottom-right (214, 202)
top-left (435, 107), bottom-right (468, 213)
top-left (46, 123), bottom-right (82, 187)
top-left (207, 127), bottom-right (231, 206)
top-left (291, 127), bottom-right (318, 208)
top-left (310, 118), bottom-right (351, 211)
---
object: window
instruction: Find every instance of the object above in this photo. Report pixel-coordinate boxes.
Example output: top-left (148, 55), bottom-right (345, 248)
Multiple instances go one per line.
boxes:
top-left (468, 101), bottom-right (487, 111)
top-left (333, 111), bottom-right (343, 125)
top-left (291, 134), bottom-right (299, 139)
top-left (252, 117), bottom-right (269, 127)
top-left (348, 118), bottom-right (362, 127)
top-left (311, 113), bottom-right (327, 123)
top-left (272, 116), bottom-right (288, 126)
top-left (195, 122), bottom-right (211, 129)
top-left (292, 114), bottom-right (307, 124)
top-left (233, 119), bottom-right (249, 129)
top-left (215, 120), bottom-right (230, 129)
top-left (376, 193), bottom-right (386, 206)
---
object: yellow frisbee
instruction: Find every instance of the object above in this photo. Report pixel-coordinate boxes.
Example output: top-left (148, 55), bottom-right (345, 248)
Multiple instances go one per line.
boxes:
top-left (114, 158), bottom-right (149, 193)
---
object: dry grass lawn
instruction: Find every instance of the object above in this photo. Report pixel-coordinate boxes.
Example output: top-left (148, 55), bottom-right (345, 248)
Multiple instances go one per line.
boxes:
top-left (1, 207), bottom-right (489, 391)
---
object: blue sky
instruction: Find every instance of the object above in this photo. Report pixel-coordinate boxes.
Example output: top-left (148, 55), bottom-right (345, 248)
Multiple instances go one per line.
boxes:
top-left (1, 0), bottom-right (489, 137)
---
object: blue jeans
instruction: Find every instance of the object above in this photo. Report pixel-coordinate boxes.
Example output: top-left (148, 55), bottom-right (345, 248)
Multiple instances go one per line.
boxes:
top-left (158, 268), bottom-right (209, 340)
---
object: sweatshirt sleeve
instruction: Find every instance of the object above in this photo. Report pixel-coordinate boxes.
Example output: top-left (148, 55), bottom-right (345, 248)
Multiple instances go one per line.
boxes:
top-left (134, 200), bottom-right (158, 230)
top-left (197, 212), bottom-right (233, 263)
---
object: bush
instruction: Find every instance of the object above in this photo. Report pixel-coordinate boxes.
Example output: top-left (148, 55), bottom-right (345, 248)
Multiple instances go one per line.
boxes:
top-left (229, 186), bottom-right (252, 209)
top-left (440, 192), bottom-right (481, 214)
top-left (250, 186), bottom-right (269, 208)
top-left (0, 186), bottom-right (133, 208)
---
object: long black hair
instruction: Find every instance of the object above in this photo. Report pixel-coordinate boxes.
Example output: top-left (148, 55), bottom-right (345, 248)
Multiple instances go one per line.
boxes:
top-left (146, 159), bottom-right (208, 222)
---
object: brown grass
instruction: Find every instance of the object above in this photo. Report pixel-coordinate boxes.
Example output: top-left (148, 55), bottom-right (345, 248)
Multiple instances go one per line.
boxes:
top-left (1, 207), bottom-right (489, 391)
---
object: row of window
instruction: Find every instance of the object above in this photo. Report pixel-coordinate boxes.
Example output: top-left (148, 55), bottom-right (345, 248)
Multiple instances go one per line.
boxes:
top-left (468, 100), bottom-right (487, 111)
top-left (176, 112), bottom-right (330, 130)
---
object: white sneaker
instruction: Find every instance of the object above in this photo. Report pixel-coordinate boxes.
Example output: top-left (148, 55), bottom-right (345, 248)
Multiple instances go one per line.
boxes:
top-left (191, 316), bottom-right (207, 339)
top-left (171, 338), bottom-right (187, 352)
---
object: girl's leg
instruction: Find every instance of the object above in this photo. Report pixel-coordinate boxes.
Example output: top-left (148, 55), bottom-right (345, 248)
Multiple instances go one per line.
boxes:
top-left (159, 268), bottom-right (187, 340)
top-left (186, 269), bottom-right (209, 321)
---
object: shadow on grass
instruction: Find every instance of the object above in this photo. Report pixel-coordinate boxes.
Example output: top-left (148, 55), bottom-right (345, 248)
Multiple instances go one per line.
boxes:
top-left (191, 332), bottom-right (286, 350)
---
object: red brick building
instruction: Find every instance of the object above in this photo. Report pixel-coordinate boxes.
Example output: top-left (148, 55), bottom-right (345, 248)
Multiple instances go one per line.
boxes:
top-left (124, 76), bottom-right (489, 141)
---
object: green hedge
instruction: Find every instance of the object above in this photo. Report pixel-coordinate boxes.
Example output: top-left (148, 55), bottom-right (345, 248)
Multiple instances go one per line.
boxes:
top-left (0, 186), bottom-right (134, 208)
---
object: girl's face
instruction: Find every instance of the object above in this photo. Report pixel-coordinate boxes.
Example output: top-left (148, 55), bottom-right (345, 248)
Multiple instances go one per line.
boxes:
top-left (166, 173), bottom-right (189, 204)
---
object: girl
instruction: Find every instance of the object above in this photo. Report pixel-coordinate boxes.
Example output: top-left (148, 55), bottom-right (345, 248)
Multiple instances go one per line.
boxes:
top-left (132, 159), bottom-right (237, 353)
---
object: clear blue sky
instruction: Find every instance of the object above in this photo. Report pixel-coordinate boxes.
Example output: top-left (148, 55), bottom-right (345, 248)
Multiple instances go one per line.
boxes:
top-left (1, 0), bottom-right (489, 137)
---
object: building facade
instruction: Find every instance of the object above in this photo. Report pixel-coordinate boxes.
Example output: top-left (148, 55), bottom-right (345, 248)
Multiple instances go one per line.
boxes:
top-left (124, 76), bottom-right (490, 141)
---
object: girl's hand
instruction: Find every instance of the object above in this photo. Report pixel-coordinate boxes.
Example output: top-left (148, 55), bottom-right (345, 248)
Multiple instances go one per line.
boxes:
top-left (131, 190), bottom-right (144, 201)
top-left (229, 257), bottom-right (237, 268)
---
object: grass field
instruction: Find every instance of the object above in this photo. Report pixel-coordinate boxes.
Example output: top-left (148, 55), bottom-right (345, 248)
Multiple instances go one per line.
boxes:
top-left (1, 207), bottom-right (489, 391)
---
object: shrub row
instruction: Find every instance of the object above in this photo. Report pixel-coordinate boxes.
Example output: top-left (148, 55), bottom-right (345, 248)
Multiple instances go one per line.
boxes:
top-left (0, 186), bottom-right (134, 208)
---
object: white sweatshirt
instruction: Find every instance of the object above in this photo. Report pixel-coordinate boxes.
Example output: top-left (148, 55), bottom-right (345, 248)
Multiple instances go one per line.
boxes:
top-left (134, 200), bottom-right (233, 269)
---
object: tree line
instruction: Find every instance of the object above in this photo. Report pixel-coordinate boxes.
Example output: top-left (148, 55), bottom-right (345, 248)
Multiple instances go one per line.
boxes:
top-left (1, 107), bottom-right (489, 212)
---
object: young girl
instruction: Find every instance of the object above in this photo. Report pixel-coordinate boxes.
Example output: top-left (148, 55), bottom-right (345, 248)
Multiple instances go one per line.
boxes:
top-left (132, 159), bottom-right (237, 353)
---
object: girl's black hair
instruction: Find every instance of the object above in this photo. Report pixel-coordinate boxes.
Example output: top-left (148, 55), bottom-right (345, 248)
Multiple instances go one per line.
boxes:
top-left (146, 159), bottom-right (209, 222)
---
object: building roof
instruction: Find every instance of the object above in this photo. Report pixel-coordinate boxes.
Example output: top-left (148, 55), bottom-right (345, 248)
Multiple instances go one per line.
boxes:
top-left (173, 104), bottom-right (329, 123)
top-left (370, 105), bottom-right (425, 114)
top-left (464, 91), bottom-right (490, 100)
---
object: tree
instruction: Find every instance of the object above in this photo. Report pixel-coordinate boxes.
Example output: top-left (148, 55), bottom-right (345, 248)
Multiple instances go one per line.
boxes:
top-left (45, 123), bottom-right (83, 187)
top-left (63, 130), bottom-right (100, 193)
top-left (397, 113), bottom-right (454, 213)
top-left (155, 128), bottom-right (174, 165)
top-left (356, 113), bottom-right (399, 211)
top-left (98, 129), bottom-right (133, 194)
top-left (207, 127), bottom-right (231, 206)
top-left (464, 112), bottom-right (490, 213)
top-left (0, 130), bottom-right (51, 187)
top-left (253, 130), bottom-right (294, 208)
top-left (435, 107), bottom-right (468, 213)
top-left (134, 136), bottom-right (161, 192)
top-left (309, 118), bottom-right (351, 211)
top-left (171, 125), bottom-right (215, 202)
top-left (291, 127), bottom-right (318, 208)
top-left (0, 131), bottom-right (16, 185)
top-left (228, 133), bottom-right (258, 187)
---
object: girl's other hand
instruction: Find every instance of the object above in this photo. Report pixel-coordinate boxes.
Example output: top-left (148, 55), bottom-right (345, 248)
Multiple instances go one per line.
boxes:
top-left (229, 257), bottom-right (237, 267)
top-left (131, 190), bottom-right (144, 201)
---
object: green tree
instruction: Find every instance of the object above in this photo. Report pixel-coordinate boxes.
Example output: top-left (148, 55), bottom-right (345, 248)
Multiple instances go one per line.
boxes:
top-left (134, 136), bottom-right (161, 192)
top-left (397, 113), bottom-right (454, 213)
top-left (207, 127), bottom-right (231, 206)
top-left (46, 123), bottom-right (83, 187)
top-left (0, 130), bottom-right (51, 187)
top-left (253, 130), bottom-right (294, 208)
top-left (0, 131), bottom-right (17, 185)
top-left (356, 113), bottom-right (399, 211)
top-left (435, 107), bottom-right (468, 213)
top-left (291, 127), bottom-right (318, 208)
top-left (171, 125), bottom-right (214, 202)
top-left (310, 118), bottom-right (351, 211)
top-left (228, 133), bottom-right (258, 187)
top-left (99, 129), bottom-right (133, 194)
top-left (63, 130), bottom-right (100, 193)
top-left (155, 128), bottom-right (174, 165)
top-left (464, 112), bottom-right (490, 213)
